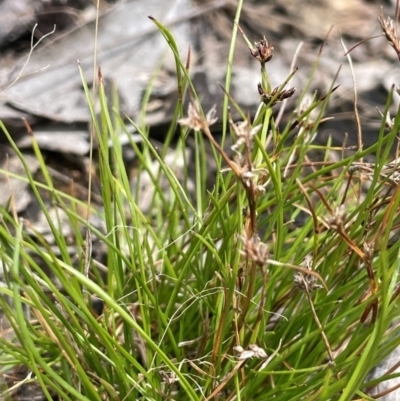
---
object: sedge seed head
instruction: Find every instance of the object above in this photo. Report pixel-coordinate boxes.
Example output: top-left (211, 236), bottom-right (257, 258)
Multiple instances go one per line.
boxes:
top-left (250, 36), bottom-right (274, 65)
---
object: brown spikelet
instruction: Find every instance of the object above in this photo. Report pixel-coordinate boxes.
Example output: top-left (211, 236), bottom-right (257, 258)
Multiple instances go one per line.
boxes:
top-left (378, 8), bottom-right (400, 61)
top-left (258, 83), bottom-right (296, 106)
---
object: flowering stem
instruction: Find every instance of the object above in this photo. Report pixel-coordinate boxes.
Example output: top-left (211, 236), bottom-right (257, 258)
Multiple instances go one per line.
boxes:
top-left (261, 63), bottom-right (271, 93)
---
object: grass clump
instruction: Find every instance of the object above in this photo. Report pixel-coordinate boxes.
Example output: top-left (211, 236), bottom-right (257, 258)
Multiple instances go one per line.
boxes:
top-left (1, 3), bottom-right (400, 400)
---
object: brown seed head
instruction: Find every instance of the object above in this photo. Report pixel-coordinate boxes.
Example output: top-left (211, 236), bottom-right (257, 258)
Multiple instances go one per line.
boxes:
top-left (294, 256), bottom-right (322, 292)
top-left (327, 205), bottom-right (346, 231)
top-left (294, 272), bottom-right (323, 292)
top-left (230, 119), bottom-right (262, 155)
top-left (258, 84), bottom-right (296, 106)
top-left (379, 14), bottom-right (399, 48)
top-left (240, 235), bottom-right (268, 266)
top-left (379, 10), bottom-right (400, 60)
top-left (250, 36), bottom-right (274, 65)
top-left (178, 102), bottom-right (218, 131)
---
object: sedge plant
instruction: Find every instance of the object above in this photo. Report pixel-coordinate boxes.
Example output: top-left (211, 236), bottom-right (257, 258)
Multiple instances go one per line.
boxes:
top-left (1, 3), bottom-right (400, 401)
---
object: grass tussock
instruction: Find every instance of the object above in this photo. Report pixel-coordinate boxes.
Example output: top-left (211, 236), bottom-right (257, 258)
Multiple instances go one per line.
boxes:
top-left (1, 2), bottom-right (400, 401)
